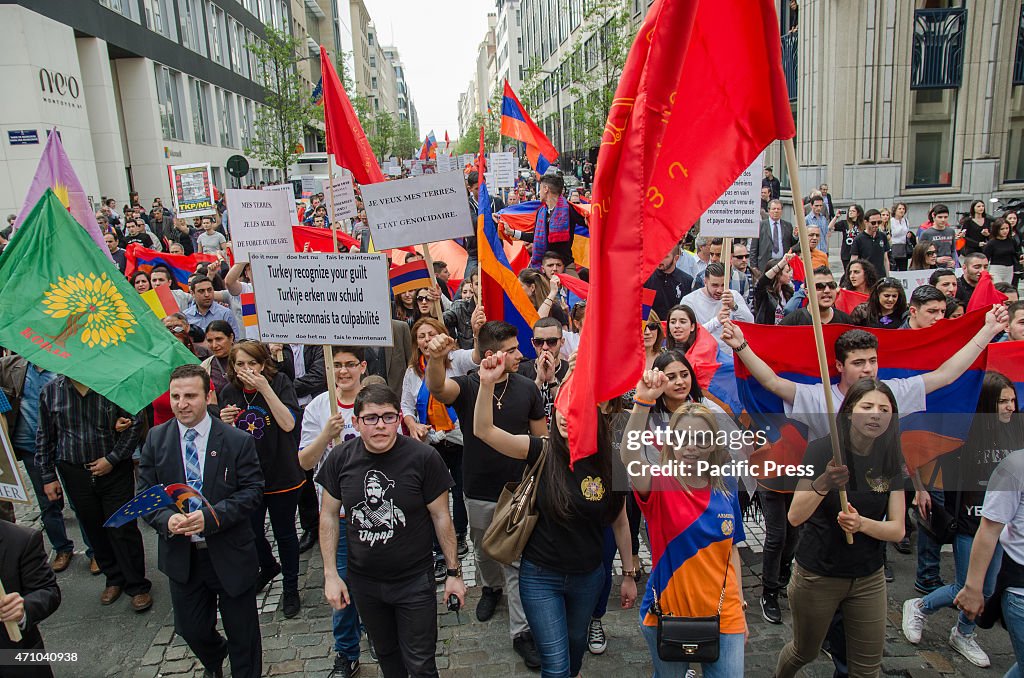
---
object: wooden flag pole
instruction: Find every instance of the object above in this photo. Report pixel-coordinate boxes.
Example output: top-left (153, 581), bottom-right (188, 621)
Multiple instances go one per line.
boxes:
top-left (323, 155), bottom-right (341, 434)
top-left (722, 237), bottom-right (733, 296)
top-left (0, 580), bottom-right (21, 642)
top-left (419, 243), bottom-right (445, 320)
top-left (783, 138), bottom-right (852, 544)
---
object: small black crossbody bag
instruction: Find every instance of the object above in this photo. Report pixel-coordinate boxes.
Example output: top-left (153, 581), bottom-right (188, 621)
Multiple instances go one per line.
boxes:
top-left (649, 550), bottom-right (731, 664)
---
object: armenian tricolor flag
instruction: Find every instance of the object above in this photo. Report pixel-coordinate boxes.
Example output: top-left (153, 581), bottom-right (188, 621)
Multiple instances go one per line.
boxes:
top-left (500, 80), bottom-right (558, 174)
top-left (140, 284), bottom-right (179, 319)
top-left (477, 129), bottom-right (540, 358)
top-left (495, 200), bottom-right (591, 269)
top-left (240, 292), bottom-right (258, 328)
top-left (389, 260), bottom-right (432, 296)
top-left (987, 341), bottom-right (1024, 403)
top-left (125, 244), bottom-right (219, 290)
top-left (735, 310), bottom-right (989, 481)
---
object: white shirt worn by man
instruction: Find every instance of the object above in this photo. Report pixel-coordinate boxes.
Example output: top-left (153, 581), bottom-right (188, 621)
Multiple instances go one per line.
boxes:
top-left (290, 343), bottom-right (311, 407)
top-left (784, 377), bottom-right (927, 442)
top-left (300, 391), bottom-right (357, 515)
top-left (982, 449), bottom-right (1024, 595)
top-left (681, 286), bottom-right (754, 355)
top-left (176, 413), bottom-right (212, 542)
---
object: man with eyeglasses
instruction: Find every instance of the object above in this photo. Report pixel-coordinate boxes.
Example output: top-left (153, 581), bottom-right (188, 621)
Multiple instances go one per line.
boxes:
top-left (781, 267), bottom-right (854, 326)
top-left (317, 383), bottom-right (464, 678)
top-left (517, 317), bottom-right (570, 424)
top-left (852, 208), bottom-right (891, 275)
top-left (425, 321), bottom-right (546, 670)
top-left (299, 346), bottom-right (367, 678)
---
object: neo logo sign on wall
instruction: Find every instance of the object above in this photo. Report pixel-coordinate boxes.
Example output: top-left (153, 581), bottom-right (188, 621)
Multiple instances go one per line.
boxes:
top-left (39, 68), bottom-right (83, 109)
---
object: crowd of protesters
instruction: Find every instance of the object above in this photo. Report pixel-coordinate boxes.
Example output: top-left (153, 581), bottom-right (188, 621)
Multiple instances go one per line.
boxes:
top-left (2, 163), bottom-right (1024, 678)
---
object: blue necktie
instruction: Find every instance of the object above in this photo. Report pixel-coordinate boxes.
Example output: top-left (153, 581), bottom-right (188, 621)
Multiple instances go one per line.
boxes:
top-left (184, 428), bottom-right (202, 513)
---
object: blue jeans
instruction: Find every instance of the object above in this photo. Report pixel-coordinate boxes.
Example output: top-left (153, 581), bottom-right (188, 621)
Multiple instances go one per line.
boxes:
top-left (18, 448), bottom-right (73, 554)
top-left (921, 532), bottom-right (1001, 635)
top-left (640, 622), bottom-right (745, 677)
top-left (333, 518), bottom-right (361, 660)
top-left (592, 527), bottom-right (617, 619)
top-left (1004, 590), bottom-right (1024, 678)
top-left (519, 558), bottom-right (604, 678)
top-left (915, 490), bottom-right (944, 586)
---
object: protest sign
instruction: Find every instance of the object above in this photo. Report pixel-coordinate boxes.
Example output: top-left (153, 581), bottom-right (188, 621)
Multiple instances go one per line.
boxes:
top-left (887, 270), bottom-right (932, 296)
top-left (700, 154), bottom-right (763, 238)
top-left (0, 424), bottom-right (29, 504)
top-left (489, 152), bottom-right (516, 187)
top-left (387, 165), bottom-right (403, 177)
top-left (435, 153), bottom-right (453, 173)
top-left (226, 188), bottom-right (293, 262)
top-left (326, 175), bottom-right (358, 220)
top-left (168, 162), bottom-right (216, 218)
top-left (248, 253), bottom-right (393, 346)
top-left (361, 171), bottom-right (472, 249)
top-left (300, 176), bottom-right (318, 197)
top-left (460, 153), bottom-right (475, 168)
top-left (262, 183), bottom-right (299, 224)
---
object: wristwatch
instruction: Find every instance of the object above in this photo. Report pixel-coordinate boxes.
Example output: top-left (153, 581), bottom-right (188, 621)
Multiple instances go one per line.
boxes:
top-left (446, 565), bottom-right (462, 578)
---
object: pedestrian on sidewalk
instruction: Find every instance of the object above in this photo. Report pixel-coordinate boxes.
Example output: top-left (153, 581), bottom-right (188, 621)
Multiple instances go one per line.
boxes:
top-left (137, 364), bottom-right (265, 678)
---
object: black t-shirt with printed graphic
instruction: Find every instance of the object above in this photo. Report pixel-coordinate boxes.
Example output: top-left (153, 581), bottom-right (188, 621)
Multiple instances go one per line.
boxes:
top-left (521, 436), bottom-right (619, 574)
top-left (220, 371), bottom-right (303, 493)
top-left (315, 435), bottom-right (453, 581)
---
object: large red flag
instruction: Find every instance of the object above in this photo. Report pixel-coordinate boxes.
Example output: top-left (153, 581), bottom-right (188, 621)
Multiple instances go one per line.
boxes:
top-left (558, 0), bottom-right (796, 463)
top-left (966, 270), bottom-right (1008, 313)
top-left (319, 46), bottom-right (385, 185)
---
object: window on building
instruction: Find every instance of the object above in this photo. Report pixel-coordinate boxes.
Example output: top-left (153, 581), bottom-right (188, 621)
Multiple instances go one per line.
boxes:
top-left (1006, 86), bottom-right (1024, 182)
top-left (99, 0), bottom-right (140, 23)
top-left (559, 1), bottom-right (569, 43)
top-left (231, 21), bottom-right (250, 78)
top-left (368, 32), bottom-right (375, 47)
top-left (190, 78), bottom-right (214, 145)
top-left (239, 98), bottom-right (253, 150)
top-left (584, 36), bottom-right (597, 71)
top-left (906, 88), bottom-right (956, 186)
top-left (248, 32), bottom-right (262, 84)
top-left (369, 55), bottom-right (376, 68)
top-left (155, 64), bottom-right (186, 141)
top-left (142, 0), bottom-right (176, 40)
top-left (217, 88), bottom-right (236, 147)
top-left (180, 0), bottom-right (207, 57)
top-left (206, 3), bottom-right (228, 66)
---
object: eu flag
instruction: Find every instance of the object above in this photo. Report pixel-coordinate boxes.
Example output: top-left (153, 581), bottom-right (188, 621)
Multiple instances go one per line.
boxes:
top-left (104, 486), bottom-right (174, 528)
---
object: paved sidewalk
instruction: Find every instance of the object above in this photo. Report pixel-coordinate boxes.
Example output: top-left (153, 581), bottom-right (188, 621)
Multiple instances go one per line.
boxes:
top-left (20, 505), bottom-right (1018, 677)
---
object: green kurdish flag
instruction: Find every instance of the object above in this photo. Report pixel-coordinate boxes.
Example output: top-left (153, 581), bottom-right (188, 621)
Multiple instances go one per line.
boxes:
top-left (0, 190), bottom-right (199, 412)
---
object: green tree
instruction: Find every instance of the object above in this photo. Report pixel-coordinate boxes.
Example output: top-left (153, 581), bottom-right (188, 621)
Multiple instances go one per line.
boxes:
top-left (394, 120), bottom-right (421, 159)
top-left (245, 26), bottom-right (317, 179)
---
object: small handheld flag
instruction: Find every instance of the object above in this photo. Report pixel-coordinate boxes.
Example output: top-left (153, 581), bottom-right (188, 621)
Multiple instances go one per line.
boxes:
top-left (240, 292), bottom-right (258, 328)
top-left (165, 483), bottom-right (221, 527)
top-left (104, 486), bottom-right (175, 528)
top-left (311, 77), bottom-right (324, 105)
top-left (389, 260), bottom-right (432, 296)
top-left (140, 285), bottom-right (179, 319)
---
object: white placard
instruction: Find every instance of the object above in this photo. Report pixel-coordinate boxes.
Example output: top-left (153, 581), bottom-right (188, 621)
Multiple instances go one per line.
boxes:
top-left (226, 189), bottom-right (293, 262)
top-left (387, 166), bottom-right (403, 177)
top-left (249, 253), bottom-right (393, 345)
top-left (0, 425), bottom-right (29, 503)
top-left (887, 270), bottom-right (933, 296)
top-left (489, 152), bottom-right (516, 187)
top-left (460, 154), bottom-right (475, 168)
top-left (361, 171), bottom-right (473, 250)
top-left (700, 154), bottom-right (763, 238)
top-left (435, 153), bottom-right (453, 173)
top-left (326, 175), bottom-right (358, 221)
top-left (262, 184), bottom-right (299, 224)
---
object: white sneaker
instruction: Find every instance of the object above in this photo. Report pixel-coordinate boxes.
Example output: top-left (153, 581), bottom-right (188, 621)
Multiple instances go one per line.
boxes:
top-left (949, 627), bottom-right (991, 668)
top-left (587, 618), bottom-right (607, 655)
top-left (901, 598), bottom-right (925, 644)
top-left (685, 671), bottom-right (697, 678)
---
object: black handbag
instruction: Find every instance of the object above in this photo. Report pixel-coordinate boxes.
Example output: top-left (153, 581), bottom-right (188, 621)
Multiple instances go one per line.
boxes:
top-left (650, 551), bottom-right (731, 664)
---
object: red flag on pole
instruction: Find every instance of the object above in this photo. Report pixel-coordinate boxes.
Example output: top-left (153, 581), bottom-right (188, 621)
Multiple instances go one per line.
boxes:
top-left (319, 46), bottom-right (385, 185)
top-left (558, 0), bottom-right (796, 464)
top-left (967, 270), bottom-right (1008, 313)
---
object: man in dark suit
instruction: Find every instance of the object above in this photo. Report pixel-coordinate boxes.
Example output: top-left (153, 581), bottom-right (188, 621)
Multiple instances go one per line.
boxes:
top-left (755, 199), bottom-right (794, 272)
top-left (0, 521), bottom-right (62, 678)
top-left (820, 183), bottom-right (836, 221)
top-left (137, 364), bottom-right (264, 678)
top-left (365, 320), bottom-right (413, 397)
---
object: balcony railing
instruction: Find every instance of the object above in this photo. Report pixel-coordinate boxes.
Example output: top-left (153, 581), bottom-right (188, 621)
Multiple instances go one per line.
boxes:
top-left (911, 8), bottom-right (966, 89)
top-left (1015, 5), bottom-right (1024, 86)
top-left (781, 31), bottom-right (797, 101)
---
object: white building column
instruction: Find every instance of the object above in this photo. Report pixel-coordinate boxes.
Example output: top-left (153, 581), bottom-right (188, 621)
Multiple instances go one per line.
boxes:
top-left (76, 36), bottom-right (129, 204)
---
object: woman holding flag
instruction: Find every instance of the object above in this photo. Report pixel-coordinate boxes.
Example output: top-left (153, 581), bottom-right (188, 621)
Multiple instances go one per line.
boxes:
top-left (218, 341), bottom-right (305, 619)
top-left (752, 254), bottom-right (796, 325)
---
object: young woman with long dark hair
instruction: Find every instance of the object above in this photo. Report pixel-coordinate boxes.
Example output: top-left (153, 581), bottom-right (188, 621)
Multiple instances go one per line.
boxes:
top-left (473, 352), bottom-right (636, 678)
top-left (852, 278), bottom-right (908, 328)
top-left (219, 341), bottom-right (304, 618)
top-left (901, 371), bottom-right (1022, 668)
top-left (910, 242), bottom-right (939, 271)
top-left (983, 217), bottom-right (1021, 285)
top-left (753, 253), bottom-right (796, 325)
top-left (664, 305), bottom-right (699, 352)
top-left (889, 202), bottom-right (912, 271)
top-left (841, 259), bottom-right (879, 296)
top-left (833, 203), bottom-right (865, 269)
top-left (775, 378), bottom-right (906, 677)
top-left (960, 200), bottom-right (993, 256)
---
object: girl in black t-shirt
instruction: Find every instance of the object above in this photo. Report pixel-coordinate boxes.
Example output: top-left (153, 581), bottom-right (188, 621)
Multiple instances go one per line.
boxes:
top-left (473, 351), bottom-right (636, 678)
top-left (902, 371), bottom-right (1022, 667)
top-left (219, 341), bottom-right (305, 618)
top-left (852, 278), bottom-right (908, 329)
top-left (775, 378), bottom-right (906, 678)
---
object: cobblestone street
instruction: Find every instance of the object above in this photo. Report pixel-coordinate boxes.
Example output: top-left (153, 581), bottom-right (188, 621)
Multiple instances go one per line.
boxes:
top-left (17, 503), bottom-right (1016, 677)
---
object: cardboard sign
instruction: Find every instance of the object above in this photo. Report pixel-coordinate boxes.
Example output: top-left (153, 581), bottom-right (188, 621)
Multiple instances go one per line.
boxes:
top-left (248, 253), bottom-right (393, 345)
top-left (700, 154), bottom-right (763, 238)
top-left (226, 189), bottom-right (293, 262)
top-left (262, 183), bottom-right (299, 224)
top-left (168, 162), bottom-right (216, 218)
top-left (326, 175), bottom-right (358, 221)
top-left (435, 153), bottom-right (453, 173)
top-left (0, 425), bottom-right (29, 504)
top-left (361, 172), bottom-right (472, 249)
top-left (489, 152), bottom-right (516, 187)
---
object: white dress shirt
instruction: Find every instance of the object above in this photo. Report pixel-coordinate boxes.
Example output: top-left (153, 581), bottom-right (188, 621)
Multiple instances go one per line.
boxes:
top-left (176, 414), bottom-right (212, 541)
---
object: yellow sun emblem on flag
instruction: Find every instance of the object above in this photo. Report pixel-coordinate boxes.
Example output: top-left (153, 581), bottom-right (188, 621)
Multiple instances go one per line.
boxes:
top-left (41, 272), bottom-right (136, 347)
top-left (52, 182), bottom-right (70, 209)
